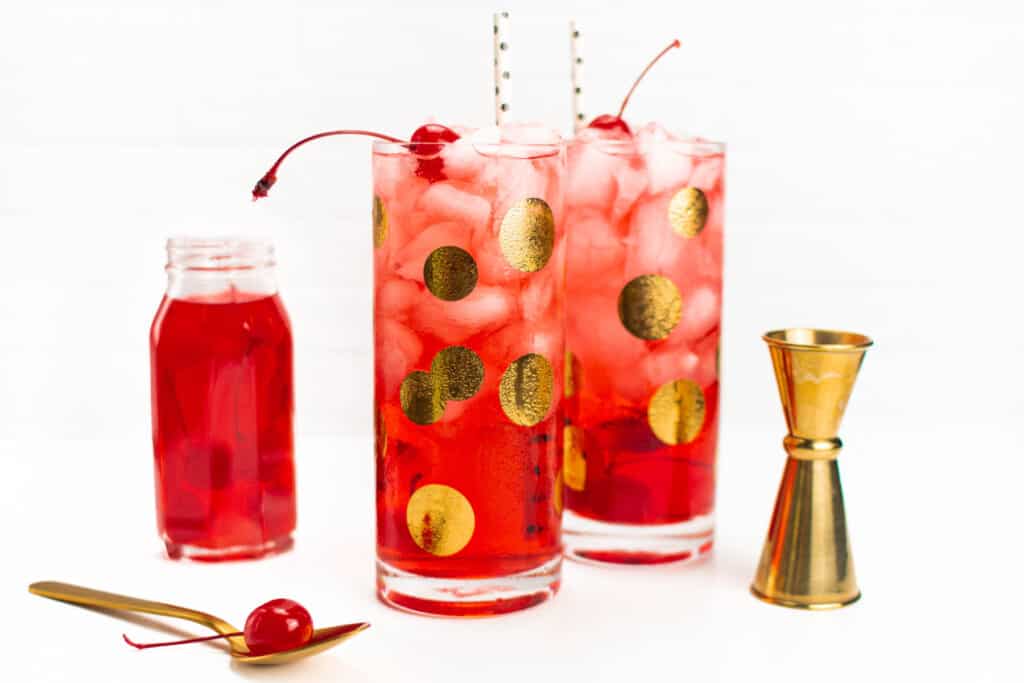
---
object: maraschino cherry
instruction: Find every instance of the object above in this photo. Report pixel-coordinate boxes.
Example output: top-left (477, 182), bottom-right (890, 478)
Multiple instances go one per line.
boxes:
top-left (123, 598), bottom-right (314, 656)
top-left (586, 39), bottom-right (681, 136)
top-left (409, 123), bottom-right (460, 182)
top-left (252, 124), bottom-right (461, 200)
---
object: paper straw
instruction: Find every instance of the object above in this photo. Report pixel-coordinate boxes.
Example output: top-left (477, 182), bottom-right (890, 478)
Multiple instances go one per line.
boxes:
top-left (493, 11), bottom-right (511, 126)
top-left (569, 21), bottom-right (585, 132)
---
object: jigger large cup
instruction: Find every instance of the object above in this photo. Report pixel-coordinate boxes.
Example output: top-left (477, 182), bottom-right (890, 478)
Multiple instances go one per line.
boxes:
top-left (751, 328), bottom-right (873, 609)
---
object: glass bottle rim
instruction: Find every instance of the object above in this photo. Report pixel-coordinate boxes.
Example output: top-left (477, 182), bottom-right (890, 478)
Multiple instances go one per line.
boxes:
top-left (166, 237), bottom-right (275, 271)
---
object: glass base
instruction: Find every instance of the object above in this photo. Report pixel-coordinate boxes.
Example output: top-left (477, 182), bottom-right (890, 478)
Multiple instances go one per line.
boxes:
top-left (163, 533), bottom-right (294, 562)
top-left (376, 555), bottom-right (561, 617)
top-left (563, 510), bottom-right (714, 565)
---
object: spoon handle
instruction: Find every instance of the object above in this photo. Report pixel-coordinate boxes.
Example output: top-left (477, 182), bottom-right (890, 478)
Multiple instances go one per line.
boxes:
top-left (28, 581), bottom-right (241, 637)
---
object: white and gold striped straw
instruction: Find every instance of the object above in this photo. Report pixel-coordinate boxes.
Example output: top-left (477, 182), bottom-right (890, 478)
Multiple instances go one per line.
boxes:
top-left (569, 20), bottom-right (586, 132)
top-left (493, 11), bottom-right (512, 126)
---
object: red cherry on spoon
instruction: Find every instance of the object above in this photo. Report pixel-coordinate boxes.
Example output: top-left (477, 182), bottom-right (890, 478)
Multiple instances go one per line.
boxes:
top-left (586, 39), bottom-right (681, 136)
top-left (241, 598), bottom-right (314, 655)
top-left (123, 598), bottom-right (314, 655)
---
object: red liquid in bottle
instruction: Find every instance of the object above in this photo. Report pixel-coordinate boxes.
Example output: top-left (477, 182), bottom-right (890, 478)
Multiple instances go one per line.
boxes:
top-left (150, 290), bottom-right (295, 561)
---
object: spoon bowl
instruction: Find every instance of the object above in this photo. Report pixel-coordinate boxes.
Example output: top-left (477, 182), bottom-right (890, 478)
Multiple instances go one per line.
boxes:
top-left (29, 581), bottom-right (369, 666)
top-left (233, 623), bottom-right (370, 665)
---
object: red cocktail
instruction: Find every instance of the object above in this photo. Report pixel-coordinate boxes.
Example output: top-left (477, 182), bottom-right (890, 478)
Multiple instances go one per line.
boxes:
top-left (372, 127), bottom-right (565, 615)
top-left (561, 41), bottom-right (724, 564)
top-left (150, 239), bottom-right (295, 561)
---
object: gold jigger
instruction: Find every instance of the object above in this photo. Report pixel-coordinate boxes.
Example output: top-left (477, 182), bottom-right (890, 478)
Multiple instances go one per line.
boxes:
top-left (751, 328), bottom-right (873, 610)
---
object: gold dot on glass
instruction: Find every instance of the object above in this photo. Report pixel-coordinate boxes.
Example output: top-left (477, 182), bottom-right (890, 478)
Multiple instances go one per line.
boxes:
top-left (553, 470), bottom-right (563, 515)
top-left (499, 353), bottom-right (553, 426)
top-left (406, 484), bottom-right (475, 557)
top-left (647, 379), bottom-right (707, 445)
top-left (373, 195), bottom-right (388, 248)
top-left (430, 346), bottom-right (484, 401)
top-left (400, 371), bottom-right (445, 425)
top-left (424, 246), bottom-right (478, 301)
top-left (499, 198), bottom-right (555, 272)
top-left (618, 274), bottom-right (682, 340)
top-left (563, 425), bottom-right (586, 491)
top-left (668, 187), bottom-right (709, 238)
top-left (564, 350), bottom-right (580, 398)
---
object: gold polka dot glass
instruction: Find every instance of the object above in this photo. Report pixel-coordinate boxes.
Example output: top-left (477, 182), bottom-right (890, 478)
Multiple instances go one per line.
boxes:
top-left (562, 135), bottom-right (725, 565)
top-left (372, 136), bottom-right (565, 615)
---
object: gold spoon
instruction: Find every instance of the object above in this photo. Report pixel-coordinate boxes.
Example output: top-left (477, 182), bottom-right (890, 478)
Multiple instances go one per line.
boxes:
top-left (29, 581), bottom-right (369, 665)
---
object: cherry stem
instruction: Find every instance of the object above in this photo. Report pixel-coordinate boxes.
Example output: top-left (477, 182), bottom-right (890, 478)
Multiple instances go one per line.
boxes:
top-left (252, 129), bottom-right (404, 200)
top-left (123, 631), bottom-right (243, 650)
top-left (616, 39), bottom-right (681, 119)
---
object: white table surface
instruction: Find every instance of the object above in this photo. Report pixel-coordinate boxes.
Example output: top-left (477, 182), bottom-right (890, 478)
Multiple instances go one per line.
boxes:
top-left (4, 427), bottom-right (1018, 682)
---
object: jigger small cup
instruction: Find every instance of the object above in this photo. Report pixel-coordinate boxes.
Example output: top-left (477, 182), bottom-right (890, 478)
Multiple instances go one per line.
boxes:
top-left (751, 328), bottom-right (872, 609)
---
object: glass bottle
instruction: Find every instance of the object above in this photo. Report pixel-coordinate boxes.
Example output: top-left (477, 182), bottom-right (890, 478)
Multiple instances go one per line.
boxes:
top-left (150, 238), bottom-right (295, 561)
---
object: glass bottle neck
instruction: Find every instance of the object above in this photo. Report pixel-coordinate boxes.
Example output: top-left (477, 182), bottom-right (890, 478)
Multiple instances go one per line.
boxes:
top-left (165, 238), bottom-right (278, 300)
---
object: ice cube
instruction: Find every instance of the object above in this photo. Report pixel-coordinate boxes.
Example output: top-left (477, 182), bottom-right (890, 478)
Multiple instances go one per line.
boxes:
top-left (480, 320), bottom-right (563, 401)
top-left (409, 297), bottom-right (473, 344)
top-left (410, 284), bottom-right (514, 345)
top-left (417, 181), bottom-right (492, 233)
top-left (493, 156), bottom-right (550, 222)
top-left (567, 289), bottom-right (646, 399)
top-left (566, 141), bottom-right (616, 211)
top-left (474, 240), bottom-right (515, 285)
top-left (611, 157), bottom-right (649, 224)
top-left (634, 122), bottom-right (697, 195)
top-left (675, 285), bottom-right (720, 344)
top-left (372, 156), bottom-right (398, 202)
top-left (484, 319), bottom-right (561, 360)
top-left (642, 345), bottom-right (700, 389)
top-left (381, 174), bottom-right (431, 252)
top-left (473, 223), bottom-right (531, 285)
top-left (642, 141), bottom-right (694, 196)
top-left (393, 221), bottom-right (474, 282)
top-left (565, 211), bottom-right (626, 290)
top-left (446, 284), bottom-right (515, 333)
top-left (575, 123), bottom-right (632, 143)
top-left (520, 269), bottom-right (556, 322)
top-left (375, 277), bottom-right (420, 322)
top-left (613, 360), bottom-right (656, 403)
top-left (635, 121), bottom-right (674, 141)
top-left (440, 137), bottom-right (487, 182)
top-left (666, 240), bottom-right (721, 292)
top-left (375, 319), bottom-right (423, 397)
top-left (479, 323), bottom-right (524, 394)
top-left (622, 192), bottom-right (682, 279)
top-left (689, 155), bottom-right (724, 192)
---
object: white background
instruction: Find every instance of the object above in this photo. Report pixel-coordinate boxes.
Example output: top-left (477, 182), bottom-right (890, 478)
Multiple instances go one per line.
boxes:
top-left (1, 0), bottom-right (1021, 681)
